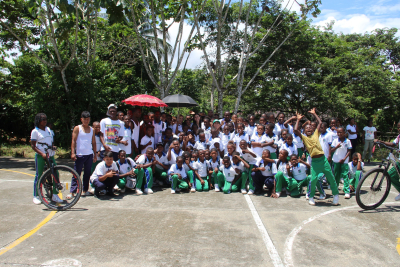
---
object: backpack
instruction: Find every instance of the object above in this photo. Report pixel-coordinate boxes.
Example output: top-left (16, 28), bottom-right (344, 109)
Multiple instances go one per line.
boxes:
top-left (116, 158), bottom-right (137, 189)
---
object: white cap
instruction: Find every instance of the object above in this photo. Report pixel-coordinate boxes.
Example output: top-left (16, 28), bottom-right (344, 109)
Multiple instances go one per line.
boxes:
top-left (106, 104), bottom-right (117, 116)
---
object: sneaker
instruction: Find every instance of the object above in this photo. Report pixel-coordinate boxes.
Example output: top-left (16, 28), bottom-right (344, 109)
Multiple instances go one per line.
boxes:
top-left (344, 193), bottom-right (350, 199)
top-left (190, 188), bottom-right (196, 193)
top-left (33, 196), bottom-right (41, 205)
top-left (247, 189), bottom-right (254, 195)
top-left (214, 184), bottom-right (220, 192)
top-left (114, 185), bottom-right (120, 191)
top-left (305, 194), bottom-right (310, 200)
top-left (241, 189), bottom-right (247, 194)
top-left (99, 190), bottom-right (106, 196)
top-left (395, 193), bottom-right (400, 201)
top-left (275, 192), bottom-right (280, 198)
top-left (120, 188), bottom-right (126, 193)
top-left (309, 198), bottom-right (316, 206)
top-left (136, 189), bottom-right (143, 195)
top-left (144, 188), bottom-right (153, 194)
top-left (89, 187), bottom-right (95, 194)
top-left (340, 178), bottom-right (344, 184)
top-left (319, 194), bottom-right (326, 200)
top-left (171, 189), bottom-right (176, 194)
top-left (332, 194), bottom-right (339, 205)
top-left (52, 194), bottom-right (63, 203)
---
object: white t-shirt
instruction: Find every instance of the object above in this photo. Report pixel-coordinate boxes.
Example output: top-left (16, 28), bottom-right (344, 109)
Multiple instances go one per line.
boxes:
top-left (140, 135), bottom-right (154, 155)
top-left (331, 138), bottom-right (353, 163)
top-left (136, 154), bottom-right (154, 165)
top-left (346, 125), bottom-right (357, 139)
top-left (281, 143), bottom-right (297, 157)
top-left (155, 153), bottom-right (169, 170)
top-left (153, 120), bottom-right (166, 144)
top-left (232, 160), bottom-right (245, 172)
top-left (327, 128), bottom-right (338, 139)
top-left (131, 120), bottom-right (140, 148)
top-left (293, 133), bottom-right (304, 149)
top-left (363, 126), bottom-right (377, 140)
top-left (255, 158), bottom-right (277, 176)
top-left (240, 148), bottom-right (259, 165)
top-left (90, 161), bottom-right (119, 183)
top-left (203, 127), bottom-right (212, 141)
top-left (348, 161), bottom-right (364, 178)
top-left (100, 118), bottom-right (124, 153)
top-left (264, 134), bottom-right (278, 153)
top-left (168, 149), bottom-right (183, 165)
top-left (234, 133), bottom-right (249, 152)
top-left (274, 159), bottom-right (289, 176)
top-left (119, 126), bottom-right (132, 155)
top-left (208, 159), bottom-right (220, 170)
top-left (319, 131), bottom-right (333, 158)
top-left (168, 164), bottom-right (187, 179)
top-left (194, 140), bottom-right (208, 150)
top-left (220, 133), bottom-right (234, 154)
top-left (195, 159), bottom-right (210, 177)
top-left (245, 125), bottom-right (257, 138)
top-left (219, 165), bottom-right (237, 182)
top-left (116, 158), bottom-right (136, 174)
top-left (30, 127), bottom-right (53, 154)
top-left (291, 163), bottom-right (308, 181)
top-left (250, 133), bottom-right (267, 157)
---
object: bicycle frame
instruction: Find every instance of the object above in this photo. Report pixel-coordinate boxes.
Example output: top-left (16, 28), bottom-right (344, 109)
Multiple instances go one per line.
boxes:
top-left (40, 144), bottom-right (62, 191)
top-left (371, 147), bottom-right (400, 191)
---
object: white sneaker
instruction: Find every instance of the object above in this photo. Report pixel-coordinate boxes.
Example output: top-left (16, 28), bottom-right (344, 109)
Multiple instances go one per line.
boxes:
top-left (241, 189), bottom-right (247, 194)
top-left (190, 188), bottom-right (196, 193)
top-left (214, 184), bottom-right (220, 192)
top-left (120, 188), bottom-right (126, 193)
top-left (52, 194), bottom-right (63, 203)
top-left (305, 194), bottom-right (310, 200)
top-left (89, 187), bottom-right (95, 194)
top-left (33, 196), bottom-right (41, 205)
top-left (309, 198), bottom-right (316, 206)
top-left (171, 189), bottom-right (176, 194)
top-left (332, 194), bottom-right (339, 205)
top-left (247, 189), bottom-right (254, 195)
top-left (319, 194), bottom-right (326, 200)
top-left (144, 188), bottom-right (153, 194)
top-left (395, 193), bottom-right (400, 201)
top-left (136, 189), bottom-right (143, 195)
top-left (344, 193), bottom-right (350, 199)
top-left (114, 185), bottom-right (120, 191)
top-left (340, 178), bottom-right (344, 184)
top-left (275, 192), bottom-right (280, 198)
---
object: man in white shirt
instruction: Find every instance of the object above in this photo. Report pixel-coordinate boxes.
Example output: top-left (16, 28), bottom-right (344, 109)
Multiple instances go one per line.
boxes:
top-left (100, 104), bottom-right (124, 161)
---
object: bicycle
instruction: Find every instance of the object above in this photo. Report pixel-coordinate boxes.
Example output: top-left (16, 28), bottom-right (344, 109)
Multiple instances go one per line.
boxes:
top-left (355, 141), bottom-right (399, 210)
top-left (36, 143), bottom-right (82, 210)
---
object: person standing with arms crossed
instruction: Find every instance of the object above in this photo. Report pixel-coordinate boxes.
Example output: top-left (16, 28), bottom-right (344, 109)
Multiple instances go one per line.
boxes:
top-left (293, 108), bottom-right (340, 206)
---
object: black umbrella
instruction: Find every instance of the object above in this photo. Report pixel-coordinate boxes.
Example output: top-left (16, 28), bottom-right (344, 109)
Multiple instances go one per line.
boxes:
top-left (162, 94), bottom-right (198, 107)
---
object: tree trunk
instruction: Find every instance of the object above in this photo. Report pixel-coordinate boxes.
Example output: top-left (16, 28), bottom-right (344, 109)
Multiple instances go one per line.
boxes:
top-left (234, 90), bottom-right (242, 113)
top-left (217, 88), bottom-right (223, 117)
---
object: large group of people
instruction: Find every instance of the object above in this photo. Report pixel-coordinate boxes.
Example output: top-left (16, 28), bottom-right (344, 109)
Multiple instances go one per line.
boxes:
top-left (30, 103), bottom-right (400, 206)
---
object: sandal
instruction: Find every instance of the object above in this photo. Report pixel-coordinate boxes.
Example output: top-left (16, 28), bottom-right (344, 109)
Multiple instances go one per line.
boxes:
top-left (66, 193), bottom-right (76, 200)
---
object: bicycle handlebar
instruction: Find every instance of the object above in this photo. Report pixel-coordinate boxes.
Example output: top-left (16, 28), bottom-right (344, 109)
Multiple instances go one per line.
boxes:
top-left (374, 141), bottom-right (399, 153)
top-left (37, 142), bottom-right (57, 153)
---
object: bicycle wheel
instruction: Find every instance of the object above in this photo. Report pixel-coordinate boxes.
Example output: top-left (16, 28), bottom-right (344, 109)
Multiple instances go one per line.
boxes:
top-left (355, 168), bottom-right (391, 210)
top-left (37, 165), bottom-right (82, 210)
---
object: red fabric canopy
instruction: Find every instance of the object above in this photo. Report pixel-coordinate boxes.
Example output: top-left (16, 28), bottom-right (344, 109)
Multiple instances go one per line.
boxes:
top-left (122, 94), bottom-right (168, 107)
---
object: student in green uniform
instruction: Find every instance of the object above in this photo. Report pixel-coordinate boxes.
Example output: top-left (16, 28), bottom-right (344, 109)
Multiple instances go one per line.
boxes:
top-left (293, 108), bottom-right (340, 206)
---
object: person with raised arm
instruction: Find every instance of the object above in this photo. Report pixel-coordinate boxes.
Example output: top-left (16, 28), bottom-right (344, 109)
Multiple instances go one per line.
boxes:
top-left (293, 108), bottom-right (340, 206)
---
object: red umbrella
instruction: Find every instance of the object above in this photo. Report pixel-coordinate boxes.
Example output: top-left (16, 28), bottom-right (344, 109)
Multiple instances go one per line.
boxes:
top-left (122, 94), bottom-right (168, 107)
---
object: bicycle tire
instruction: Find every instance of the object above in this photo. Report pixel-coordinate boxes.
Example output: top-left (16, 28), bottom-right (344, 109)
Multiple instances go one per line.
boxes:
top-left (37, 165), bottom-right (82, 211)
top-left (355, 168), bottom-right (391, 210)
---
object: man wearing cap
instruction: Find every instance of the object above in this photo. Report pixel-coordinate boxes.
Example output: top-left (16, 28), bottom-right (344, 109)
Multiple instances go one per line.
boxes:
top-left (99, 104), bottom-right (124, 161)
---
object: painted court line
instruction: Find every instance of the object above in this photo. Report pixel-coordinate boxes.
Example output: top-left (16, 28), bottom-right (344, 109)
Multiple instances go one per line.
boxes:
top-left (0, 210), bottom-right (57, 256)
top-left (244, 194), bottom-right (284, 267)
top-left (0, 169), bottom-right (35, 177)
top-left (0, 168), bottom-right (57, 256)
top-left (283, 202), bottom-right (398, 267)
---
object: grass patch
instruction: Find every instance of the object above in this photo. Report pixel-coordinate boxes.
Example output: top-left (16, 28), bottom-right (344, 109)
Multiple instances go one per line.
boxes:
top-left (0, 144), bottom-right (71, 159)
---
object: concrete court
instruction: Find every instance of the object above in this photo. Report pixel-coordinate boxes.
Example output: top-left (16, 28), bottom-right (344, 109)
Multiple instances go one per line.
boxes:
top-left (0, 156), bottom-right (399, 267)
